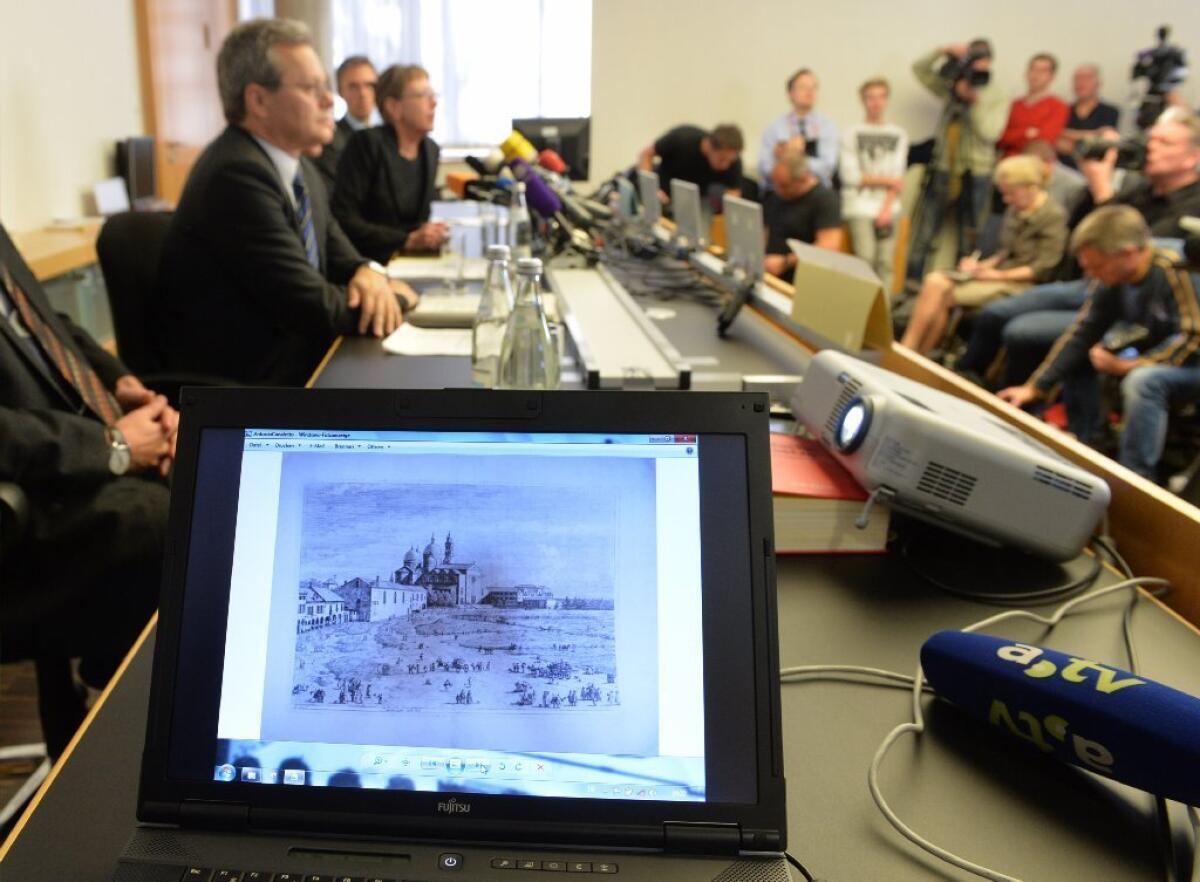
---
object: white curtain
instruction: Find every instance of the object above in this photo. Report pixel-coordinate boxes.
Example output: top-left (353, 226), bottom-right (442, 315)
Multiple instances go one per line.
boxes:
top-left (330, 0), bottom-right (592, 147)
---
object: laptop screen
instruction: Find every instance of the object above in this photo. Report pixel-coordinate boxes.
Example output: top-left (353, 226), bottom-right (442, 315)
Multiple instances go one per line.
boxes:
top-left (165, 423), bottom-right (765, 808)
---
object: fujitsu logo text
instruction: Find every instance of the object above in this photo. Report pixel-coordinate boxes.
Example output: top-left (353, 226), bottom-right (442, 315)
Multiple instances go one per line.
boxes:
top-left (437, 797), bottom-right (471, 815)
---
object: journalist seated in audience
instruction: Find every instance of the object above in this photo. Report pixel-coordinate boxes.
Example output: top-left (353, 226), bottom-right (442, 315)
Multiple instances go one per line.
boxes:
top-left (999, 205), bottom-right (1200, 482)
top-left (1024, 139), bottom-right (1087, 216)
top-left (955, 108), bottom-right (1200, 387)
top-left (332, 63), bottom-right (448, 262)
top-left (763, 142), bottom-right (842, 284)
top-left (900, 155), bottom-right (1066, 356)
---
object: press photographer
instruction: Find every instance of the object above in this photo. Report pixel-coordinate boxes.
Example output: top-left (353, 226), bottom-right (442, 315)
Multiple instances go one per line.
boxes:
top-left (1076, 106), bottom-right (1200, 237)
top-left (905, 40), bottom-right (1010, 287)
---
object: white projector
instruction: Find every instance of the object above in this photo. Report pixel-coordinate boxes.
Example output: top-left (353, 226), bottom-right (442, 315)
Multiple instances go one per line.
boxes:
top-left (791, 351), bottom-right (1111, 561)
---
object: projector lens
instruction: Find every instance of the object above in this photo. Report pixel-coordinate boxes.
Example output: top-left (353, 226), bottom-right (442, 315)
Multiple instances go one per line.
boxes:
top-left (836, 398), bottom-right (872, 453)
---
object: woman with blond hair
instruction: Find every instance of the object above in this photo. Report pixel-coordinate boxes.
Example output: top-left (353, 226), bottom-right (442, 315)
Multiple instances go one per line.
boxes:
top-left (900, 154), bottom-right (1067, 356)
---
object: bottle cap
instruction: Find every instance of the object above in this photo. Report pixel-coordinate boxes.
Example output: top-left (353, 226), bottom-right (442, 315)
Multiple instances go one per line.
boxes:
top-left (516, 257), bottom-right (543, 275)
top-left (486, 244), bottom-right (511, 260)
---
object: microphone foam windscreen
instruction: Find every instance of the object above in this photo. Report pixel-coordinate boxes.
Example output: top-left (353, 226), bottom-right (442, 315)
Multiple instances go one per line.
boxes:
top-left (511, 160), bottom-right (562, 218)
top-left (921, 629), bottom-right (1200, 805)
top-left (538, 149), bottom-right (568, 174)
top-left (500, 130), bottom-right (537, 163)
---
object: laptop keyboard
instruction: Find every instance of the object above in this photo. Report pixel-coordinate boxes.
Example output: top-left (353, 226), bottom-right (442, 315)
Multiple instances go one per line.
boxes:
top-left (176, 857), bottom-right (621, 879)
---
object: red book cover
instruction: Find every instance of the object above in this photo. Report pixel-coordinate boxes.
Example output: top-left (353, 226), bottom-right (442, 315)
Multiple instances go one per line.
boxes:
top-left (770, 433), bottom-right (867, 501)
top-left (769, 432), bottom-right (887, 554)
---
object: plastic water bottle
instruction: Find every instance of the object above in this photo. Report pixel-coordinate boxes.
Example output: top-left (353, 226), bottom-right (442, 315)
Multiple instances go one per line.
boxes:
top-left (496, 257), bottom-right (559, 390)
top-left (508, 182), bottom-right (534, 260)
top-left (471, 244), bottom-right (514, 388)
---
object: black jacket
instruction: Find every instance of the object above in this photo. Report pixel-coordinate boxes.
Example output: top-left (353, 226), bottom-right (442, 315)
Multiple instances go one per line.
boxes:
top-left (0, 222), bottom-right (128, 491)
top-left (313, 116), bottom-right (356, 195)
top-left (156, 125), bottom-right (367, 386)
top-left (332, 125), bottom-right (440, 263)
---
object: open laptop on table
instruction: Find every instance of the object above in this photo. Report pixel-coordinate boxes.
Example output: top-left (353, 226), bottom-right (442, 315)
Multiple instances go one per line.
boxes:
top-left (115, 388), bottom-right (789, 882)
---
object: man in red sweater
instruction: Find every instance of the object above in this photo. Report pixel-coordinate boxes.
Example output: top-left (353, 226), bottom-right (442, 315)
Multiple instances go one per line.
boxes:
top-left (998, 53), bottom-right (1069, 158)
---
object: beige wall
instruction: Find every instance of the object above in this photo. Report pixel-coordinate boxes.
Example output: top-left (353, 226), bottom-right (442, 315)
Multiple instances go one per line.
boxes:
top-left (591, 1), bottom-right (1200, 187)
top-left (2, 2), bottom-right (1198, 230)
top-left (0, 1), bottom-right (144, 232)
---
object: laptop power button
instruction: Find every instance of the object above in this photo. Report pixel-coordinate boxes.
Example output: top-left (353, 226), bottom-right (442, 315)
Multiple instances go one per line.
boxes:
top-left (439, 852), bottom-right (465, 871)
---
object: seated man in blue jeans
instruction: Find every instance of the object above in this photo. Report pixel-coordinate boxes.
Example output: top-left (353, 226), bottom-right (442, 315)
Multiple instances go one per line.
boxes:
top-left (998, 205), bottom-right (1200, 481)
top-left (957, 106), bottom-right (1200, 385)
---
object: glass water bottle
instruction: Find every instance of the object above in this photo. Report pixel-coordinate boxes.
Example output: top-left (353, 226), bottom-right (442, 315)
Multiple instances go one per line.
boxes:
top-left (471, 244), bottom-right (514, 388)
top-left (496, 257), bottom-right (559, 390)
top-left (508, 182), bottom-right (534, 260)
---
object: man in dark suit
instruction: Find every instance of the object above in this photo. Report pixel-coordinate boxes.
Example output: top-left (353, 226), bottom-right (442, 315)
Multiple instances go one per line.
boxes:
top-left (313, 55), bottom-right (378, 192)
top-left (332, 63), bottom-right (447, 262)
top-left (157, 18), bottom-right (410, 387)
top-left (1, 221), bottom-right (176, 699)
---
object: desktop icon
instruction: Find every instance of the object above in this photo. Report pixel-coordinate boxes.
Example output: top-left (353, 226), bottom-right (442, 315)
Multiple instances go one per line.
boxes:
top-left (239, 767), bottom-right (262, 783)
top-left (282, 768), bottom-right (307, 785)
top-left (214, 764), bottom-right (236, 782)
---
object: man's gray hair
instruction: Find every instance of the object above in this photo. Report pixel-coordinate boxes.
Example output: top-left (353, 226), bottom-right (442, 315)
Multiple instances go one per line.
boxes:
top-left (1069, 205), bottom-right (1151, 255)
top-left (218, 18), bottom-right (313, 125)
top-left (1155, 106), bottom-right (1200, 150)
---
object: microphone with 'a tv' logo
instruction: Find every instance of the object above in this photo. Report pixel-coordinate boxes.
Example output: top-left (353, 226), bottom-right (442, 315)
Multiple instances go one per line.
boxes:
top-left (921, 630), bottom-right (1200, 805)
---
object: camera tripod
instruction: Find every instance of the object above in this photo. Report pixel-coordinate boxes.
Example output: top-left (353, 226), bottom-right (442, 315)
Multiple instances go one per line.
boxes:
top-left (905, 95), bottom-right (993, 288)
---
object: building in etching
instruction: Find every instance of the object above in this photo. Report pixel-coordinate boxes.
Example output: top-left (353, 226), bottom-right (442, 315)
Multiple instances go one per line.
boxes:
top-left (482, 584), bottom-right (559, 609)
top-left (394, 532), bottom-right (484, 607)
top-left (337, 575), bottom-right (427, 622)
top-left (297, 580), bottom-right (349, 632)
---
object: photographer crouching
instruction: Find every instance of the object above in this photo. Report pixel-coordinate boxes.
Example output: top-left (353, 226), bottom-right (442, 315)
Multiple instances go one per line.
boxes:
top-left (905, 40), bottom-right (1010, 289)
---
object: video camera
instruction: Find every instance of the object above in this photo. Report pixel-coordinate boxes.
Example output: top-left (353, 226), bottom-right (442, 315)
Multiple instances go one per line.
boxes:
top-left (938, 43), bottom-right (992, 92)
top-left (1075, 136), bottom-right (1146, 170)
top-left (1132, 25), bottom-right (1188, 129)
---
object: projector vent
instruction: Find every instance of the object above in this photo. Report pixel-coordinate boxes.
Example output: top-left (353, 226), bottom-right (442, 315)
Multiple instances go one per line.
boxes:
top-left (1033, 465), bottom-right (1094, 500)
top-left (825, 376), bottom-right (863, 436)
top-left (917, 461), bottom-right (977, 506)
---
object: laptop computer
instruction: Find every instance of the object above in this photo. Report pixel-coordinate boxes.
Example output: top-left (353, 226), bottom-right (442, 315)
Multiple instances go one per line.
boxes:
top-left (115, 387), bottom-right (789, 882)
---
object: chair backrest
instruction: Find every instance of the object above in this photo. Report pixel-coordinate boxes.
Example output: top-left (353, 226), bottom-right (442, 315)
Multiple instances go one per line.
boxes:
top-left (96, 211), bottom-right (173, 374)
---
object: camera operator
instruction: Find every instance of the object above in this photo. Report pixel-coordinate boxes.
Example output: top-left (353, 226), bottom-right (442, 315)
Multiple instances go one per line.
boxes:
top-left (906, 40), bottom-right (1009, 288)
top-left (1077, 107), bottom-right (1200, 225)
top-left (955, 109), bottom-right (1200, 388)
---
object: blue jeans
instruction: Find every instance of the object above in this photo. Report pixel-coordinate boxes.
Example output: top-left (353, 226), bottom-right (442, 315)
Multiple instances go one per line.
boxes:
top-left (1120, 364), bottom-right (1200, 479)
top-left (905, 171), bottom-right (992, 284)
top-left (957, 280), bottom-right (1088, 385)
top-left (1063, 363), bottom-right (1200, 479)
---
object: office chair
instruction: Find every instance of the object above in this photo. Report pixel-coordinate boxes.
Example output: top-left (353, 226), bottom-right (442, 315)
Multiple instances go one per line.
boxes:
top-left (95, 211), bottom-right (230, 402)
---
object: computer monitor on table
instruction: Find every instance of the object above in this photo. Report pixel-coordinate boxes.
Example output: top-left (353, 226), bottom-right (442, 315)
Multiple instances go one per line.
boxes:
top-left (670, 179), bottom-right (706, 250)
top-left (716, 195), bottom-right (765, 336)
top-left (512, 117), bottom-right (591, 180)
top-left (637, 170), bottom-right (662, 228)
top-left (723, 195), bottom-right (764, 285)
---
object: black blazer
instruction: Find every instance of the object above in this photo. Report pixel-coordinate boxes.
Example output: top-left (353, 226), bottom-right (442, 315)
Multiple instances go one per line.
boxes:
top-left (156, 126), bottom-right (367, 386)
top-left (0, 222), bottom-right (126, 491)
top-left (332, 125), bottom-right (440, 263)
top-left (313, 117), bottom-right (355, 195)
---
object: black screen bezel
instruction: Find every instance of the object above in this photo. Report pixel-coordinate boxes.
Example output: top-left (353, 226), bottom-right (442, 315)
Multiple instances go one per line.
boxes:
top-left (139, 388), bottom-right (784, 848)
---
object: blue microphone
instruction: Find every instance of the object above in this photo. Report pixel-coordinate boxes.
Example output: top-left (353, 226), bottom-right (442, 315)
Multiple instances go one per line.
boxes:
top-left (921, 630), bottom-right (1200, 806)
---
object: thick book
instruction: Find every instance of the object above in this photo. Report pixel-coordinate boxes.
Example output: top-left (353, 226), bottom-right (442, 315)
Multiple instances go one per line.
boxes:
top-left (770, 432), bottom-right (890, 554)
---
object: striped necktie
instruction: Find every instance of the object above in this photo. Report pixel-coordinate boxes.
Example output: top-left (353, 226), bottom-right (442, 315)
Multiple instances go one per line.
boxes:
top-left (0, 261), bottom-right (121, 425)
top-left (292, 170), bottom-right (320, 270)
